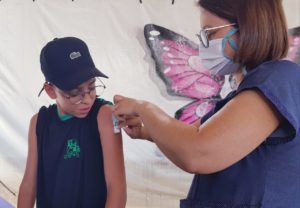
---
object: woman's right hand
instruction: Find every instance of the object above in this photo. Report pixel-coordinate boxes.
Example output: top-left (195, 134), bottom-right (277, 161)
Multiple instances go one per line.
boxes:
top-left (121, 115), bottom-right (152, 141)
top-left (113, 95), bottom-right (152, 141)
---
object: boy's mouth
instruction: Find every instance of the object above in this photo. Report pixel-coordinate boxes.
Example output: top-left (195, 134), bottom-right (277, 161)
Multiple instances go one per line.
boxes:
top-left (79, 107), bottom-right (91, 114)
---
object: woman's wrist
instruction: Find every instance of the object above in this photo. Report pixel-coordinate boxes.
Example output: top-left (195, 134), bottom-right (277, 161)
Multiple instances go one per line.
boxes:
top-left (133, 100), bottom-right (154, 141)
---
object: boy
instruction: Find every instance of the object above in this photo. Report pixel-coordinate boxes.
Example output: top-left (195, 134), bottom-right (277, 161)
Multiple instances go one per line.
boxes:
top-left (18, 37), bottom-right (126, 208)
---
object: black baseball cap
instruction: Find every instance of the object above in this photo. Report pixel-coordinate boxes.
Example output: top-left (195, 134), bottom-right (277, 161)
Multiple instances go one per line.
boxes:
top-left (39, 37), bottom-right (108, 93)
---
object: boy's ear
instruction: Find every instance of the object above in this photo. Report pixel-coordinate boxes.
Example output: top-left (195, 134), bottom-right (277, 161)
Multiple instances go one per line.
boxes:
top-left (43, 83), bottom-right (57, 99)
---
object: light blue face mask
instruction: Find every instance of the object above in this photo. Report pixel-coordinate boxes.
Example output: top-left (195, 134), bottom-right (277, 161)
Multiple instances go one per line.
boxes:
top-left (199, 28), bottom-right (240, 76)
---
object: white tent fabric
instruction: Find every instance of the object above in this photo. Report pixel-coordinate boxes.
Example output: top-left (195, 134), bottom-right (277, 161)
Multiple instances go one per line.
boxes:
top-left (0, 0), bottom-right (299, 207)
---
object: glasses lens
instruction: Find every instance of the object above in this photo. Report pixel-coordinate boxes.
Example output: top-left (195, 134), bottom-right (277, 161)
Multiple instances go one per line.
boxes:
top-left (69, 94), bottom-right (82, 104)
top-left (65, 79), bottom-right (106, 104)
top-left (69, 87), bottom-right (101, 104)
top-left (95, 85), bottom-right (105, 97)
top-left (200, 30), bottom-right (209, 48)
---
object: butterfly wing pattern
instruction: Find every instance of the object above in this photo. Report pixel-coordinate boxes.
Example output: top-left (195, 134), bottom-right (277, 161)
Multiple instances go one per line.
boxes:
top-left (287, 26), bottom-right (300, 65)
top-left (144, 24), bottom-right (300, 124)
top-left (144, 24), bottom-right (224, 124)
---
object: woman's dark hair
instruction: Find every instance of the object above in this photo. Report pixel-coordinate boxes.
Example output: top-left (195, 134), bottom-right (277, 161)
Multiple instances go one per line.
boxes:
top-left (198, 0), bottom-right (289, 70)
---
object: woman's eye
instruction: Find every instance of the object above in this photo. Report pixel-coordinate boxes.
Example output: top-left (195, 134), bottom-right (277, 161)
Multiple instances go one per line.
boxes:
top-left (207, 31), bottom-right (214, 39)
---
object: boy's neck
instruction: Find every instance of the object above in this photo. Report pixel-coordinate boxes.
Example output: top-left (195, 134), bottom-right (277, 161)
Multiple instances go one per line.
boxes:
top-left (56, 107), bottom-right (73, 121)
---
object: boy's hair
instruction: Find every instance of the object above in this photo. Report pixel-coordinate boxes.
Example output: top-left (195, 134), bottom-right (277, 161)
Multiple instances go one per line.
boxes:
top-left (40, 37), bottom-right (108, 91)
top-left (198, 0), bottom-right (289, 70)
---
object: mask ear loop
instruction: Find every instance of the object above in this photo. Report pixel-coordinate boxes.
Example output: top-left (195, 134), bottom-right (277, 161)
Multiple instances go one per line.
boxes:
top-left (221, 28), bottom-right (239, 59)
top-left (242, 66), bottom-right (248, 76)
top-left (225, 29), bottom-right (248, 76)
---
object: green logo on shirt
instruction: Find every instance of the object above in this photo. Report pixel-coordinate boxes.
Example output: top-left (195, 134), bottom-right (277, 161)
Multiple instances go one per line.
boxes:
top-left (64, 139), bottom-right (80, 159)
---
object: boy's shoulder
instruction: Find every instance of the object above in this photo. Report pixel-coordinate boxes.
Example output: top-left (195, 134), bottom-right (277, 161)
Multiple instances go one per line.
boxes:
top-left (95, 98), bottom-right (113, 106)
top-left (37, 104), bottom-right (57, 118)
top-left (29, 113), bottom-right (39, 129)
top-left (93, 98), bottom-right (113, 117)
top-left (92, 97), bottom-right (111, 111)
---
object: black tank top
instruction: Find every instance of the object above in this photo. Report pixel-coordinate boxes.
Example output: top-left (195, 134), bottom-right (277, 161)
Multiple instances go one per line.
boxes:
top-left (36, 98), bottom-right (111, 208)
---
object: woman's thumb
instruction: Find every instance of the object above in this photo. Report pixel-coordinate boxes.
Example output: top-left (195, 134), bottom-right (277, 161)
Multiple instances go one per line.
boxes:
top-left (113, 94), bottom-right (124, 104)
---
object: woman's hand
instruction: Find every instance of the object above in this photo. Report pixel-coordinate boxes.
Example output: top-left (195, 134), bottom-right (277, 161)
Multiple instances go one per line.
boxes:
top-left (113, 95), bottom-right (152, 141)
top-left (122, 115), bottom-right (152, 141)
top-left (113, 95), bottom-right (140, 120)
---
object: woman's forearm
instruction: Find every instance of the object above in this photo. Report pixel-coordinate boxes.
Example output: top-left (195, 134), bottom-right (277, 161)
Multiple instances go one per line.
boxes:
top-left (135, 101), bottom-right (202, 173)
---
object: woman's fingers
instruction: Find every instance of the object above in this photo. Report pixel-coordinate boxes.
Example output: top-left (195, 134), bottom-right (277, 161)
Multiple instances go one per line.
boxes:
top-left (125, 116), bottom-right (142, 127)
top-left (113, 94), bottom-right (125, 104)
top-left (112, 95), bottom-right (139, 120)
top-left (123, 127), bottom-right (139, 139)
top-left (112, 95), bottom-right (125, 120)
top-left (118, 116), bottom-right (141, 128)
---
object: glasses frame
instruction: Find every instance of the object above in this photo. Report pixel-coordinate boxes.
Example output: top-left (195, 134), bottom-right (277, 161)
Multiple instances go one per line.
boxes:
top-left (196, 23), bottom-right (236, 48)
top-left (60, 78), bottom-right (106, 105)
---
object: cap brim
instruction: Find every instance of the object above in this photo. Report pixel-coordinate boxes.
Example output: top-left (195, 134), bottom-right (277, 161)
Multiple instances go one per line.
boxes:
top-left (54, 67), bottom-right (108, 91)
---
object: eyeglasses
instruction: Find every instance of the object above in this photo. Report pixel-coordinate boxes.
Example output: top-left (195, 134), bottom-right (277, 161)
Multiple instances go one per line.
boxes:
top-left (196, 23), bottom-right (236, 48)
top-left (60, 78), bottom-right (106, 105)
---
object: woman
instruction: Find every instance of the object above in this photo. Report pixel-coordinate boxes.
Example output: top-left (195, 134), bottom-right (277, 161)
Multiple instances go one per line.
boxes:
top-left (114, 0), bottom-right (300, 207)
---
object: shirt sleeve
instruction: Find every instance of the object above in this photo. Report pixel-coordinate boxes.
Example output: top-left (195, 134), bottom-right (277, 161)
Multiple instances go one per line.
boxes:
top-left (237, 60), bottom-right (300, 144)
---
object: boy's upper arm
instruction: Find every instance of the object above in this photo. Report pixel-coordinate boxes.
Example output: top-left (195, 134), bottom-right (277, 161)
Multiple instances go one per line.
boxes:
top-left (21, 114), bottom-right (38, 189)
top-left (97, 104), bottom-right (125, 187)
top-left (26, 114), bottom-right (38, 178)
top-left (18, 115), bottom-right (38, 208)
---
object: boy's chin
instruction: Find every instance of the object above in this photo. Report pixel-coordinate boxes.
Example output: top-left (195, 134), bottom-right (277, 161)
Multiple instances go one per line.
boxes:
top-left (74, 113), bottom-right (89, 118)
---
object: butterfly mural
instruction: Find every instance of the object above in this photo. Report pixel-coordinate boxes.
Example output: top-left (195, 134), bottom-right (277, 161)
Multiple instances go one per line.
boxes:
top-left (144, 24), bottom-right (226, 124)
top-left (144, 24), bottom-right (300, 124)
top-left (287, 27), bottom-right (300, 65)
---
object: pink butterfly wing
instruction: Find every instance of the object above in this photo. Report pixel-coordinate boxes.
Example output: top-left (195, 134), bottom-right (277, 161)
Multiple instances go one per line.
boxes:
top-left (175, 99), bottom-right (216, 124)
top-left (144, 24), bottom-right (224, 124)
top-left (160, 40), bottom-right (224, 99)
top-left (286, 27), bottom-right (300, 65)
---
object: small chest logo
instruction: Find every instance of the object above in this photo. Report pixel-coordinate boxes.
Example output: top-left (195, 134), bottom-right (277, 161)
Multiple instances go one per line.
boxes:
top-left (64, 139), bottom-right (81, 159)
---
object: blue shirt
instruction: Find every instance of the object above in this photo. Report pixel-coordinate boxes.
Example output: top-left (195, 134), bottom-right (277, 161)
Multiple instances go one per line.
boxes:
top-left (180, 60), bottom-right (300, 208)
top-left (36, 98), bottom-right (111, 208)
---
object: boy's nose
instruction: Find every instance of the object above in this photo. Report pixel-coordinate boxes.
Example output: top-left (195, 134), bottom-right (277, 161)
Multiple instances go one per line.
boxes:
top-left (81, 92), bottom-right (94, 104)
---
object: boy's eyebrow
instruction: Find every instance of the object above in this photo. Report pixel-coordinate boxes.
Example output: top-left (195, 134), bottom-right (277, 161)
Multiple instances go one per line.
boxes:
top-left (79, 78), bottom-right (96, 88)
top-left (66, 79), bottom-right (96, 93)
top-left (77, 79), bottom-right (96, 90)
